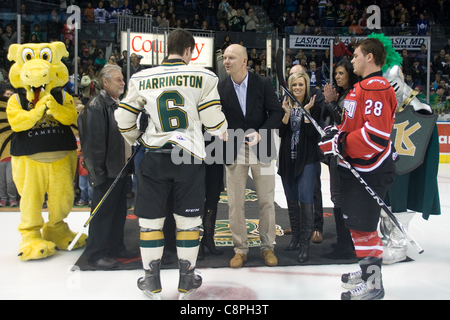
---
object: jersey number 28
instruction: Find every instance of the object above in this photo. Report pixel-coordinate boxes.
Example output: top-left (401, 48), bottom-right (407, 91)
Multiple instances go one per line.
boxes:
top-left (365, 99), bottom-right (383, 117)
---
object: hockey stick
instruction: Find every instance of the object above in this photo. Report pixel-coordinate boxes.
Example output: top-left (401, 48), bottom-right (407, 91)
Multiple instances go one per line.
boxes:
top-left (68, 137), bottom-right (143, 251)
top-left (276, 48), bottom-right (424, 254)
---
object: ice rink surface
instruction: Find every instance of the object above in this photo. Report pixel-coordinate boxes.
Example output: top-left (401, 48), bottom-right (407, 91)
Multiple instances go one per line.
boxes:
top-left (1, 163), bottom-right (449, 301)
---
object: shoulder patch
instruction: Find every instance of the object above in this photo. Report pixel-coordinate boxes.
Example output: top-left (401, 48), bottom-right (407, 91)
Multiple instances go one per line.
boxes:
top-left (360, 77), bottom-right (391, 91)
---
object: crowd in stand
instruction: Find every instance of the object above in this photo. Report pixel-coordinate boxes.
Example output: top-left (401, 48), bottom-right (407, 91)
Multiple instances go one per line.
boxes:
top-left (1, 0), bottom-right (450, 117)
top-left (270, 0), bottom-right (432, 37)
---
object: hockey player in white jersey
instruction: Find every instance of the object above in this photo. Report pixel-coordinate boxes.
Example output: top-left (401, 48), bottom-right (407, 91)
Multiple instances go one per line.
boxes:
top-left (115, 29), bottom-right (227, 300)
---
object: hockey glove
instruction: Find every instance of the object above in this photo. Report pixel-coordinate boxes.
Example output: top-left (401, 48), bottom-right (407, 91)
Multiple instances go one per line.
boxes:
top-left (318, 126), bottom-right (347, 157)
top-left (137, 109), bottom-right (150, 133)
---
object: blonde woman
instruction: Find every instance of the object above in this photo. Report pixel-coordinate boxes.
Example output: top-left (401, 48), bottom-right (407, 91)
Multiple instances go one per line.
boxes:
top-left (277, 71), bottom-right (325, 262)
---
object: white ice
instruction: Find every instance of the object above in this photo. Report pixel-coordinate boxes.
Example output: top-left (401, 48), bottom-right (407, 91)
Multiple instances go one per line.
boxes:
top-left (1, 163), bottom-right (449, 300)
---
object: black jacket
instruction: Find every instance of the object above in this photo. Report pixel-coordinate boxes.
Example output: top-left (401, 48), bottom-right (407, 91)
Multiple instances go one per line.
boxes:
top-left (277, 87), bottom-right (324, 186)
top-left (78, 89), bottom-right (126, 187)
top-left (218, 72), bottom-right (283, 165)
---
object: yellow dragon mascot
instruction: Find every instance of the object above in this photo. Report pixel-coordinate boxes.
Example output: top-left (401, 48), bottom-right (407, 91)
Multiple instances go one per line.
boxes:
top-left (5, 42), bottom-right (87, 261)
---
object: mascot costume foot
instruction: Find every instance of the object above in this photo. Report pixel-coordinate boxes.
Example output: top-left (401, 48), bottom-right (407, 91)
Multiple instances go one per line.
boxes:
top-left (4, 42), bottom-right (88, 261)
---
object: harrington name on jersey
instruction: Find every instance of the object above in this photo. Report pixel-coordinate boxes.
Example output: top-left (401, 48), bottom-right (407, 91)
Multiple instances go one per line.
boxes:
top-left (137, 74), bottom-right (204, 91)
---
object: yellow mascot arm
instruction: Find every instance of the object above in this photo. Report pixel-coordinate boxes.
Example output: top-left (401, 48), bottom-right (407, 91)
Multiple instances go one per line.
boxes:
top-left (46, 92), bottom-right (77, 126)
top-left (6, 94), bottom-right (48, 132)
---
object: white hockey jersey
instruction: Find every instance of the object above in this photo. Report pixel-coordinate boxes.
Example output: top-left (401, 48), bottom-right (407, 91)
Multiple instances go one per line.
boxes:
top-left (115, 59), bottom-right (227, 160)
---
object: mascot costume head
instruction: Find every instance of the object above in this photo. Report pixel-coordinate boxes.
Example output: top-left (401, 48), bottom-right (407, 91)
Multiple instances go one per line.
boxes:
top-left (367, 33), bottom-right (432, 114)
top-left (5, 42), bottom-right (87, 261)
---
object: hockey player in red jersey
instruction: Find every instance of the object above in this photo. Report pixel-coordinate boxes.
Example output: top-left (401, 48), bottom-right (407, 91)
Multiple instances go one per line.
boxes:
top-left (319, 38), bottom-right (397, 300)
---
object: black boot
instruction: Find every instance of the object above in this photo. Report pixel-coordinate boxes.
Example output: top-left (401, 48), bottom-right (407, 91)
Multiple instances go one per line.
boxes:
top-left (298, 202), bottom-right (314, 263)
top-left (323, 207), bottom-right (355, 259)
top-left (198, 208), bottom-right (223, 260)
top-left (285, 199), bottom-right (301, 251)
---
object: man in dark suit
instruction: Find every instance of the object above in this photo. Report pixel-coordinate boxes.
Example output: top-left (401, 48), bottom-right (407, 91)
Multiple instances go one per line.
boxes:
top-left (218, 44), bottom-right (284, 268)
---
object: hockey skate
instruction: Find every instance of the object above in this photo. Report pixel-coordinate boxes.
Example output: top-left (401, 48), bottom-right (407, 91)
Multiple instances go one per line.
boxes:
top-left (137, 260), bottom-right (162, 300)
top-left (341, 270), bottom-right (363, 289)
top-left (341, 277), bottom-right (385, 300)
top-left (178, 259), bottom-right (202, 300)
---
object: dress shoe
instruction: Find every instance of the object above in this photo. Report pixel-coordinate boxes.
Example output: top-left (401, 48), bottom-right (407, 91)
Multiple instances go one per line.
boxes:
top-left (311, 231), bottom-right (323, 243)
top-left (230, 253), bottom-right (247, 268)
top-left (90, 257), bottom-right (119, 269)
top-left (261, 249), bottom-right (278, 267)
top-left (109, 250), bottom-right (140, 260)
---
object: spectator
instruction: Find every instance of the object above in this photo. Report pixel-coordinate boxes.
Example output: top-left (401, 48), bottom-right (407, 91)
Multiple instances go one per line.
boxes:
top-left (286, 0), bottom-right (297, 13)
top-left (227, 4), bottom-right (237, 20)
top-left (438, 109), bottom-right (450, 121)
top-left (80, 66), bottom-right (99, 106)
top-left (307, 61), bottom-right (326, 89)
top-left (204, 0), bottom-right (217, 30)
top-left (61, 23), bottom-right (75, 46)
top-left (108, 1), bottom-right (120, 23)
top-left (336, 3), bottom-right (348, 28)
top-left (94, 1), bottom-right (109, 23)
top-left (30, 25), bottom-right (43, 43)
top-left (88, 39), bottom-right (99, 57)
top-left (430, 85), bottom-right (450, 113)
top-left (307, 4), bottom-right (319, 26)
top-left (84, 2), bottom-right (95, 23)
top-left (75, 133), bottom-right (92, 207)
top-left (323, 1), bottom-right (336, 34)
top-left (2, 25), bottom-right (16, 53)
top-left (401, 48), bottom-right (413, 72)
top-left (0, 88), bottom-right (18, 208)
top-left (229, 9), bottom-right (246, 32)
top-left (415, 43), bottom-right (429, 71)
top-left (415, 13), bottom-right (430, 36)
top-left (358, 12), bottom-right (368, 32)
top-left (119, 0), bottom-right (133, 14)
top-left (317, 0), bottom-right (327, 18)
top-left (293, 20), bottom-right (305, 34)
top-left (245, 8), bottom-right (259, 32)
top-left (442, 54), bottom-right (450, 78)
top-left (94, 49), bottom-right (107, 69)
top-left (277, 11), bottom-right (288, 33)
top-left (218, 0), bottom-right (230, 12)
top-left (286, 12), bottom-right (297, 27)
top-left (201, 21), bottom-right (210, 30)
top-left (349, 19), bottom-right (363, 35)
top-left (444, 39), bottom-right (450, 55)
top-left (307, 49), bottom-right (320, 65)
top-left (190, 14), bottom-right (202, 29)
top-left (411, 59), bottom-right (424, 87)
top-left (405, 74), bottom-right (414, 89)
top-left (333, 36), bottom-right (351, 63)
top-left (433, 50), bottom-right (446, 76)
top-left (133, 4), bottom-right (143, 16)
top-left (397, 14), bottom-right (411, 35)
top-left (217, 5), bottom-right (229, 28)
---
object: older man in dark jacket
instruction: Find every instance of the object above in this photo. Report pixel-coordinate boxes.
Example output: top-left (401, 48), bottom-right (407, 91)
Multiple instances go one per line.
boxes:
top-left (78, 64), bottom-right (133, 269)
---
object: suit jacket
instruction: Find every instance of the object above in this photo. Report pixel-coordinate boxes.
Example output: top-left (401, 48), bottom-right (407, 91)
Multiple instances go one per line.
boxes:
top-left (218, 72), bottom-right (283, 165)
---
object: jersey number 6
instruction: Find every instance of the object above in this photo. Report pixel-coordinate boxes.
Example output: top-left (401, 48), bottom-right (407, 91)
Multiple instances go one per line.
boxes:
top-left (157, 90), bottom-right (188, 132)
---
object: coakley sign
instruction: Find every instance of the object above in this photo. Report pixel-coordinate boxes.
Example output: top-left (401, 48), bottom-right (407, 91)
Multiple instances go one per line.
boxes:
top-left (289, 35), bottom-right (429, 51)
top-left (120, 31), bottom-right (214, 67)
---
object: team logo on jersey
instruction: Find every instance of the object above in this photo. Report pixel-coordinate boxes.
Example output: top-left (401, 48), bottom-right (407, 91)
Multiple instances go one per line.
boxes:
top-left (343, 100), bottom-right (357, 119)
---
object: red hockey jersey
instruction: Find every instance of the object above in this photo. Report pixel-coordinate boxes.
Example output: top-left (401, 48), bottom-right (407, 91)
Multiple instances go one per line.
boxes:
top-left (338, 72), bottom-right (397, 173)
